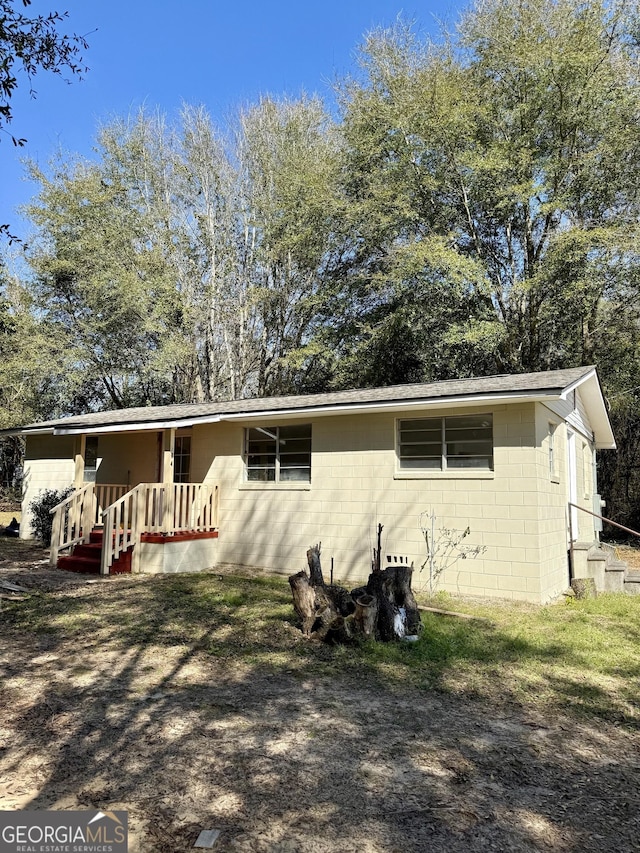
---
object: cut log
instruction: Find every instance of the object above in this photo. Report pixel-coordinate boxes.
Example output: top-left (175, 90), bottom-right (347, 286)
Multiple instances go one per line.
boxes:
top-left (391, 565), bottom-right (422, 635)
top-left (289, 570), bottom-right (317, 637)
top-left (354, 594), bottom-right (378, 638)
top-left (324, 583), bottom-right (356, 617)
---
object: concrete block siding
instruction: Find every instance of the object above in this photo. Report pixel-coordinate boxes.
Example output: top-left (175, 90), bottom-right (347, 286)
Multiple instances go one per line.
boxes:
top-left (21, 434), bottom-right (75, 539)
top-left (196, 400), bottom-right (598, 604)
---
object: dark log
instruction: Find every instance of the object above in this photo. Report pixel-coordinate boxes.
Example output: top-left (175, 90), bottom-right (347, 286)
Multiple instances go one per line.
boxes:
top-left (289, 571), bottom-right (317, 637)
top-left (324, 583), bottom-right (356, 617)
top-left (393, 564), bottom-right (422, 635)
top-left (366, 569), bottom-right (396, 641)
top-left (366, 564), bottom-right (421, 640)
top-left (307, 544), bottom-right (324, 586)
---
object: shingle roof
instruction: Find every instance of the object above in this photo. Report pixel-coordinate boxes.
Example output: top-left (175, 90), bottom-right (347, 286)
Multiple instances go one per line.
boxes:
top-left (8, 366), bottom-right (596, 434)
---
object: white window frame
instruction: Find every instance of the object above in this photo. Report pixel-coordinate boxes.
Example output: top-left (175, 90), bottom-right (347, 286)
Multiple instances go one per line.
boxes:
top-left (244, 424), bottom-right (312, 484)
top-left (397, 413), bottom-right (494, 473)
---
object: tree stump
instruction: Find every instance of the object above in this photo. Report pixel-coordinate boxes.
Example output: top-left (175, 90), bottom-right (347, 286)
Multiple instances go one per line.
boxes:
top-left (289, 547), bottom-right (422, 643)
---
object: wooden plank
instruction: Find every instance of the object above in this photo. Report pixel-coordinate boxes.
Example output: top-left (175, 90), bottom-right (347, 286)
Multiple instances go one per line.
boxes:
top-left (0, 579), bottom-right (28, 593)
top-left (418, 605), bottom-right (490, 622)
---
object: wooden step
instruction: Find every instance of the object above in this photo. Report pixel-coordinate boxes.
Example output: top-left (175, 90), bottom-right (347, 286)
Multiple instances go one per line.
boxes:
top-left (57, 555), bottom-right (100, 574)
top-left (72, 543), bottom-right (103, 559)
top-left (57, 527), bottom-right (132, 576)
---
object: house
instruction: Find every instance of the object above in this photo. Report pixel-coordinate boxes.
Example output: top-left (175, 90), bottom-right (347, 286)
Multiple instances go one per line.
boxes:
top-left (4, 365), bottom-right (626, 602)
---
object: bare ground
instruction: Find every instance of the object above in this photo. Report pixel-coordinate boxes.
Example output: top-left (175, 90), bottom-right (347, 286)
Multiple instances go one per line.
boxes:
top-left (1, 546), bottom-right (639, 852)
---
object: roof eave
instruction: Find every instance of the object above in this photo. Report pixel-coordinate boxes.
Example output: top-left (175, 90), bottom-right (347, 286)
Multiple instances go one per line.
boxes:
top-left (560, 367), bottom-right (616, 450)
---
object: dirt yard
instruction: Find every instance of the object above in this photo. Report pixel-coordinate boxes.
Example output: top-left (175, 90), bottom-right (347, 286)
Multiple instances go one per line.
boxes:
top-left (1, 543), bottom-right (639, 852)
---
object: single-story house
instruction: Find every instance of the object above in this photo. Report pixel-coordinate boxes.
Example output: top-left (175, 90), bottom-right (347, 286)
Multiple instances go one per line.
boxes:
top-left (3, 366), bottom-right (624, 602)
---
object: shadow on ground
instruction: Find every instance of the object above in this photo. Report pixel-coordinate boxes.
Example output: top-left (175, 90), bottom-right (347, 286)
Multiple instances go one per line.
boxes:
top-left (1, 567), bottom-right (639, 852)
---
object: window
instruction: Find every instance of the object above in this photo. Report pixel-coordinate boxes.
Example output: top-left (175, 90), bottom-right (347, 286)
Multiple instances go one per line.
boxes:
top-left (398, 414), bottom-right (493, 471)
top-left (84, 436), bottom-right (99, 483)
top-left (174, 435), bottom-right (191, 483)
top-left (245, 424), bottom-right (311, 483)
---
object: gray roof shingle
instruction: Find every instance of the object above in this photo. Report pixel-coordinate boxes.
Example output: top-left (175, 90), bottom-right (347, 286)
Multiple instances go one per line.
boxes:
top-left (7, 366), bottom-right (596, 434)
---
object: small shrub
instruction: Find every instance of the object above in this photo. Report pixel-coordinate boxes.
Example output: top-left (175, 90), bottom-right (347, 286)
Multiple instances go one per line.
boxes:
top-left (30, 486), bottom-right (74, 546)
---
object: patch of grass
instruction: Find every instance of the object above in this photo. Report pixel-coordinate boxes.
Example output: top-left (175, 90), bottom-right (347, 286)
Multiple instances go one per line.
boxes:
top-left (4, 569), bottom-right (640, 726)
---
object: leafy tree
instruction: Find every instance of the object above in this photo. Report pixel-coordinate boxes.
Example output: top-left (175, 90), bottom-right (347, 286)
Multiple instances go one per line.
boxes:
top-left (0, 0), bottom-right (88, 144)
top-left (0, 260), bottom-right (77, 490)
top-left (25, 139), bottom-right (190, 409)
top-left (329, 0), bottom-right (640, 384)
top-left (22, 99), bottom-right (340, 406)
top-left (236, 96), bottom-right (341, 395)
top-left (0, 0), bottom-right (88, 241)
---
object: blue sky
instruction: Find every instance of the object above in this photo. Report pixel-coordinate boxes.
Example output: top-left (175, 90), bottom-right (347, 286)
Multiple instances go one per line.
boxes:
top-left (1, 0), bottom-right (463, 245)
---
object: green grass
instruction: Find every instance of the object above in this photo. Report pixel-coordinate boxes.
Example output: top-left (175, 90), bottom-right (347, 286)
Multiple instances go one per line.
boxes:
top-left (3, 569), bottom-right (640, 727)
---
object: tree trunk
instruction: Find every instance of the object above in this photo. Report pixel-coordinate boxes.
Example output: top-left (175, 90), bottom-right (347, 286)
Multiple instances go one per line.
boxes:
top-left (307, 544), bottom-right (324, 586)
top-left (289, 570), bottom-right (317, 637)
top-left (289, 550), bottom-right (421, 643)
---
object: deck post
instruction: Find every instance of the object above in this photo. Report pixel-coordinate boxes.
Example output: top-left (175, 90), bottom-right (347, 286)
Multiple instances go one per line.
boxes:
top-left (160, 428), bottom-right (175, 484)
top-left (50, 508), bottom-right (63, 566)
top-left (73, 435), bottom-right (86, 487)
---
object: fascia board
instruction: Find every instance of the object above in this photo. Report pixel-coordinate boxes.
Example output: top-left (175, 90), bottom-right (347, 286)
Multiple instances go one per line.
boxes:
top-left (559, 366), bottom-right (597, 399)
top-left (556, 367), bottom-right (615, 449)
top-left (0, 427), bottom-right (54, 437)
top-left (219, 390), bottom-right (562, 422)
top-left (53, 415), bottom-right (221, 436)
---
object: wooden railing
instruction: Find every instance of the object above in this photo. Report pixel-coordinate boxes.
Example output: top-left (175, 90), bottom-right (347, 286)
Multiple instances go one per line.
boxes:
top-left (100, 482), bottom-right (219, 575)
top-left (49, 483), bottom-right (129, 566)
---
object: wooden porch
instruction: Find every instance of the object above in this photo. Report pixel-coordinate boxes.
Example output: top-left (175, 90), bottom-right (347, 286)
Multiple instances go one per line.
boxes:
top-left (50, 482), bottom-right (219, 575)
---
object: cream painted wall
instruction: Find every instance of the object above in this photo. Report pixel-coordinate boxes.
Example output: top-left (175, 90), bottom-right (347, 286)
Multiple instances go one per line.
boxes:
top-left (194, 402), bottom-right (576, 603)
top-left (533, 402), bottom-right (597, 599)
top-left (94, 431), bottom-right (159, 486)
top-left (22, 434), bottom-right (75, 538)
